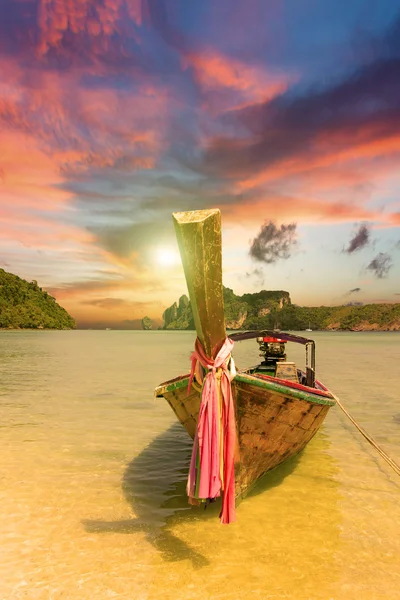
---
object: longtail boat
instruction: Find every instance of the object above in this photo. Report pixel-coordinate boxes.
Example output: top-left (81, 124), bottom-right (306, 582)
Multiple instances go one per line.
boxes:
top-left (155, 209), bottom-right (335, 522)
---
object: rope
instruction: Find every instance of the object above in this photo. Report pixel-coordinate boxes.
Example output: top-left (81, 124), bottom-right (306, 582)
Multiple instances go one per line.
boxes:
top-left (329, 389), bottom-right (400, 477)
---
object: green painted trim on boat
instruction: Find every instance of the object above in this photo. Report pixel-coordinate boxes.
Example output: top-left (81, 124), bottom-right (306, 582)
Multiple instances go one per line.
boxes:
top-left (158, 373), bottom-right (335, 406)
top-left (155, 377), bottom-right (190, 395)
top-left (234, 373), bottom-right (335, 406)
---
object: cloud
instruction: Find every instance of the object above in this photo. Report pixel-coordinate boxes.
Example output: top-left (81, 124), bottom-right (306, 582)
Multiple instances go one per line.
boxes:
top-left (245, 268), bottom-right (264, 278)
top-left (0, 128), bottom-right (71, 208)
top-left (144, 0), bottom-right (188, 52)
top-left (0, 63), bottom-right (169, 175)
top-left (46, 274), bottom-right (170, 325)
top-left (344, 224), bottom-right (370, 253)
top-left (223, 192), bottom-right (380, 226)
top-left (0, 0), bottom-right (147, 70)
top-left (89, 220), bottom-right (177, 262)
top-left (2, 2), bottom-right (400, 324)
top-left (0, 50), bottom-right (171, 274)
top-left (81, 298), bottom-right (131, 308)
top-left (0, 195), bottom-right (95, 253)
top-left (244, 268), bottom-right (265, 286)
top-left (366, 253), bottom-right (393, 278)
top-left (198, 16), bottom-right (400, 194)
top-left (47, 265), bottom-right (169, 297)
top-left (182, 49), bottom-right (291, 114)
top-left (81, 297), bottom-right (152, 310)
top-left (249, 222), bottom-right (297, 264)
top-left (46, 278), bottom-right (129, 298)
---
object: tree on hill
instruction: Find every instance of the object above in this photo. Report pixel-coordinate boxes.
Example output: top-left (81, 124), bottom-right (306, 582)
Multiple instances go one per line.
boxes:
top-left (161, 285), bottom-right (400, 331)
top-left (0, 269), bottom-right (75, 329)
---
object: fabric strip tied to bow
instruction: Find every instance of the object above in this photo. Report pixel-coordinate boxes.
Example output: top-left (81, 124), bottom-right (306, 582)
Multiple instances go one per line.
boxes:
top-left (187, 336), bottom-right (236, 524)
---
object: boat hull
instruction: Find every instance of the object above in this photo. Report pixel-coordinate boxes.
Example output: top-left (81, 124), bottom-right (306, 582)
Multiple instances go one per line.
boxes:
top-left (155, 371), bottom-right (335, 498)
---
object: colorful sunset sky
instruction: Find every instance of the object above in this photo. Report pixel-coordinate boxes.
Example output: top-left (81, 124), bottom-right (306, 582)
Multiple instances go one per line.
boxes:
top-left (1, 0), bottom-right (400, 328)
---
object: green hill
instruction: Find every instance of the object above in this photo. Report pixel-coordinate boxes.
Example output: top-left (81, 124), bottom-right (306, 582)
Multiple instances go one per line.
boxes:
top-left (0, 269), bottom-right (75, 329)
top-left (162, 287), bottom-right (400, 331)
top-left (262, 302), bottom-right (400, 331)
top-left (162, 288), bottom-right (291, 330)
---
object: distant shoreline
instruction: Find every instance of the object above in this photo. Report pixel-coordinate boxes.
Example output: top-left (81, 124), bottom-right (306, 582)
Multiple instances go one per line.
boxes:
top-left (0, 327), bottom-right (75, 331)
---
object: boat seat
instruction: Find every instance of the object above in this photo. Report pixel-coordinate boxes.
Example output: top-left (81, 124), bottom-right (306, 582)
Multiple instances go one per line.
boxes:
top-left (275, 361), bottom-right (299, 382)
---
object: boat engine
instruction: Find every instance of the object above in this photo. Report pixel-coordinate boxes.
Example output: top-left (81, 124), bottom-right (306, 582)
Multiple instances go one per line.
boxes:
top-left (256, 336), bottom-right (287, 374)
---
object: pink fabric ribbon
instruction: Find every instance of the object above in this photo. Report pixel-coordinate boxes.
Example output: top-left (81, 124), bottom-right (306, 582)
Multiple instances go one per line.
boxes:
top-left (187, 336), bottom-right (236, 524)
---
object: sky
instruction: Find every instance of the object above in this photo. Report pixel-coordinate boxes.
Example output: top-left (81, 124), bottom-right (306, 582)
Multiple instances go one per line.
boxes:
top-left (1, 0), bottom-right (400, 328)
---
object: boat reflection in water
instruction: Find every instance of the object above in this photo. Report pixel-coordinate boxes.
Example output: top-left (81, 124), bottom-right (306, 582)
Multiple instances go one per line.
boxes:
top-left (83, 421), bottom-right (340, 573)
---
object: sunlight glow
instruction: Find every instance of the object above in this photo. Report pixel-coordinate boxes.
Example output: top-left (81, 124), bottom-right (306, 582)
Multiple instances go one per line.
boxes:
top-left (155, 247), bottom-right (180, 267)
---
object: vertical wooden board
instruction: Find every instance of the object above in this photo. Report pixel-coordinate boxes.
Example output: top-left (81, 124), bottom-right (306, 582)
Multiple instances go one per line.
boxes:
top-left (173, 209), bottom-right (226, 357)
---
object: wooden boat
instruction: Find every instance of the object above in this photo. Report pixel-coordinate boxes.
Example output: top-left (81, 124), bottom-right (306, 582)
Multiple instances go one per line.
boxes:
top-left (155, 209), bottom-right (335, 501)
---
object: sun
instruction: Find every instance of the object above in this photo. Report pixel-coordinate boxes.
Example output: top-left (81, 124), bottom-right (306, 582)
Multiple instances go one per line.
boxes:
top-left (155, 247), bottom-right (180, 267)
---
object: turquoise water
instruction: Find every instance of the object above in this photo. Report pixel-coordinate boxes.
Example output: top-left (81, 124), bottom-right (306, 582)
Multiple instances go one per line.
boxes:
top-left (0, 331), bottom-right (399, 599)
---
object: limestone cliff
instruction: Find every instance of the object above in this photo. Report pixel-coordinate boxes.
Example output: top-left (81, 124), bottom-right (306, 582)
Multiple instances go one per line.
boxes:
top-left (161, 288), bottom-right (400, 331)
top-left (141, 316), bottom-right (152, 330)
top-left (162, 294), bottom-right (194, 329)
top-left (162, 287), bottom-right (291, 330)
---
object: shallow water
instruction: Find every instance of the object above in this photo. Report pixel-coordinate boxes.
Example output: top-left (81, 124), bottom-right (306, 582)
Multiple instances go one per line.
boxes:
top-left (0, 330), bottom-right (399, 599)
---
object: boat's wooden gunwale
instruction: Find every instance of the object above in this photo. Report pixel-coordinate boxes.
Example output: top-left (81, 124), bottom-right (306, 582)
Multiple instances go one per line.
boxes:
top-left (158, 375), bottom-right (332, 497)
top-left (155, 372), bottom-right (335, 407)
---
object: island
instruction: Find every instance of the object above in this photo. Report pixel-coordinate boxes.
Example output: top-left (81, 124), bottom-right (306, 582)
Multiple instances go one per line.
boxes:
top-left (141, 316), bottom-right (153, 330)
top-left (0, 268), bottom-right (76, 329)
top-left (162, 287), bottom-right (400, 332)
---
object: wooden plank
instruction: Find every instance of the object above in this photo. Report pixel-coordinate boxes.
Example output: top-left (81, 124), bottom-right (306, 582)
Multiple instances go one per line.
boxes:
top-left (172, 209), bottom-right (226, 357)
top-left (161, 376), bottom-right (330, 497)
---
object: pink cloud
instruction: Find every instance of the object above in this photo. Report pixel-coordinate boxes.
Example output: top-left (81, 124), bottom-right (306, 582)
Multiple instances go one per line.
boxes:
top-left (218, 128), bottom-right (400, 194)
top-left (184, 49), bottom-right (289, 96)
top-left (0, 58), bottom-right (169, 178)
top-left (389, 212), bottom-right (400, 225)
top-left (34, 0), bottom-right (145, 61)
top-left (222, 192), bottom-right (381, 226)
top-left (182, 48), bottom-right (293, 115)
